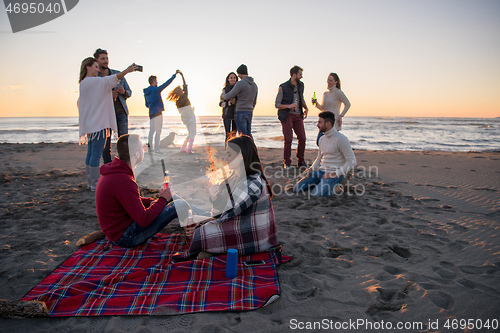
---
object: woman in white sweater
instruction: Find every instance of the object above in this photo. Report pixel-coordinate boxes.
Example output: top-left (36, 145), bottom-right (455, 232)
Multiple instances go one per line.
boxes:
top-left (312, 73), bottom-right (351, 144)
top-left (78, 57), bottom-right (136, 190)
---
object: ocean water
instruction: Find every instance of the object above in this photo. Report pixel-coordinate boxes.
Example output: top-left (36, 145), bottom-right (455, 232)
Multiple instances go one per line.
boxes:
top-left (0, 116), bottom-right (499, 152)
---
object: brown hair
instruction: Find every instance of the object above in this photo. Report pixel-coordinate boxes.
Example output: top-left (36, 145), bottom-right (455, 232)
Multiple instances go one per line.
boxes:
top-left (290, 65), bottom-right (303, 77)
top-left (79, 57), bottom-right (96, 83)
top-left (166, 86), bottom-right (183, 102)
top-left (93, 48), bottom-right (108, 59)
top-left (329, 72), bottom-right (341, 89)
top-left (224, 72), bottom-right (238, 87)
top-left (318, 111), bottom-right (336, 126)
top-left (148, 75), bottom-right (157, 85)
top-left (117, 134), bottom-right (142, 163)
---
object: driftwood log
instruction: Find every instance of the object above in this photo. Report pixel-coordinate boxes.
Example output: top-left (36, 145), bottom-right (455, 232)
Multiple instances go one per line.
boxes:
top-left (75, 230), bottom-right (106, 247)
top-left (0, 299), bottom-right (49, 317)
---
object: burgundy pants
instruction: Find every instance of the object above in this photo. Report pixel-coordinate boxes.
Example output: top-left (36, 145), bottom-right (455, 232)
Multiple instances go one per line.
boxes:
top-left (281, 113), bottom-right (306, 165)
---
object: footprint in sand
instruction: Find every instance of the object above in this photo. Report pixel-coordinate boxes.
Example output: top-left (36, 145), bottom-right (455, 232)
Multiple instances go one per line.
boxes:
top-left (473, 187), bottom-right (497, 192)
top-left (383, 266), bottom-right (405, 275)
top-left (376, 287), bottom-right (399, 302)
top-left (448, 241), bottom-right (467, 251)
top-left (427, 290), bottom-right (455, 310)
top-left (457, 265), bottom-right (498, 275)
top-left (418, 282), bottom-right (439, 290)
top-left (419, 197), bottom-right (440, 203)
top-left (389, 245), bottom-right (411, 259)
top-left (328, 246), bottom-right (353, 258)
top-left (432, 266), bottom-right (457, 280)
top-left (457, 278), bottom-right (475, 289)
top-left (457, 279), bottom-right (500, 297)
top-left (447, 222), bottom-right (467, 232)
top-left (178, 315), bottom-right (195, 328)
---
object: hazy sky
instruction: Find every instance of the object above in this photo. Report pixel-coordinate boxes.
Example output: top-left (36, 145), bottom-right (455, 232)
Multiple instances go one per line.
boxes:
top-left (0, 0), bottom-right (499, 118)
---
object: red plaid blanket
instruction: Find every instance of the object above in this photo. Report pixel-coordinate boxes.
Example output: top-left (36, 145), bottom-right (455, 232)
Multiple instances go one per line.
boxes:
top-left (21, 233), bottom-right (291, 316)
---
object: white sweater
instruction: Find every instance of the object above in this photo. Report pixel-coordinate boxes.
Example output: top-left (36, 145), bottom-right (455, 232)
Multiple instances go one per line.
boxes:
top-left (78, 75), bottom-right (119, 141)
top-left (311, 127), bottom-right (356, 176)
top-left (316, 87), bottom-right (351, 130)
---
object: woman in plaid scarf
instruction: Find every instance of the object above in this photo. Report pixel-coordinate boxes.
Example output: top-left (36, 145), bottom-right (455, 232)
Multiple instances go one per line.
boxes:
top-left (180, 135), bottom-right (278, 260)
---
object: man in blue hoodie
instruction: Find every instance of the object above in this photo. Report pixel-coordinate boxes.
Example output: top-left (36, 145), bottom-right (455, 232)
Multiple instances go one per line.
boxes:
top-left (143, 71), bottom-right (179, 153)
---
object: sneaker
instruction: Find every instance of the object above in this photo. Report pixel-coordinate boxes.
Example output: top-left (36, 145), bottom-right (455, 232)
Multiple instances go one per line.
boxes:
top-left (154, 150), bottom-right (165, 155)
top-left (297, 162), bottom-right (308, 168)
top-left (284, 163), bottom-right (292, 170)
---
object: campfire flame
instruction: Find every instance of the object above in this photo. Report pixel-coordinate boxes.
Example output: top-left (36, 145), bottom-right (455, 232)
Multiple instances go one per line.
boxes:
top-left (206, 146), bottom-right (229, 185)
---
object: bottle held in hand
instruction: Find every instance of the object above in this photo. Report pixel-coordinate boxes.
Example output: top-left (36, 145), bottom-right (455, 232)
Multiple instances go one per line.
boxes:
top-left (312, 92), bottom-right (317, 105)
top-left (161, 159), bottom-right (169, 190)
top-left (162, 170), bottom-right (170, 190)
top-left (184, 209), bottom-right (195, 243)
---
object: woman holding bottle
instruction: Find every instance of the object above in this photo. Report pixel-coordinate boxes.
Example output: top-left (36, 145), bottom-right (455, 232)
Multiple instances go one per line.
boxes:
top-left (312, 73), bottom-right (351, 144)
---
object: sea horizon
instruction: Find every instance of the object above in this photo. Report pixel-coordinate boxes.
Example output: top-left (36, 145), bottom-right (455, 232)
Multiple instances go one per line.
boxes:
top-left (1, 115), bottom-right (499, 119)
top-left (0, 116), bottom-right (499, 153)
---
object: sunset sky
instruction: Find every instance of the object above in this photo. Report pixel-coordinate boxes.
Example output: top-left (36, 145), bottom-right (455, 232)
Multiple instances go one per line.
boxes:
top-left (0, 0), bottom-right (499, 118)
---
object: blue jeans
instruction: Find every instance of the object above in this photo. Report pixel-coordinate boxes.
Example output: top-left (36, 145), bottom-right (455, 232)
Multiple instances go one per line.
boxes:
top-left (103, 113), bottom-right (129, 164)
top-left (113, 199), bottom-right (191, 248)
top-left (223, 119), bottom-right (237, 135)
top-left (85, 130), bottom-right (107, 167)
top-left (293, 170), bottom-right (344, 197)
top-left (234, 111), bottom-right (253, 138)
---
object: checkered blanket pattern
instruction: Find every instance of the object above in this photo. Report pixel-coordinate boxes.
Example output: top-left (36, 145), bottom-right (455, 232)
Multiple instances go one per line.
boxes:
top-left (21, 233), bottom-right (290, 317)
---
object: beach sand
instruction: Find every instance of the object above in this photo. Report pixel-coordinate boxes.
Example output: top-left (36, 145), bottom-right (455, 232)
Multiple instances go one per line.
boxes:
top-left (0, 143), bottom-right (499, 332)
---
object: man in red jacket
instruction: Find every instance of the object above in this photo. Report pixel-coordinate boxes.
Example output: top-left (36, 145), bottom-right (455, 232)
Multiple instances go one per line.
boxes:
top-left (95, 134), bottom-right (191, 247)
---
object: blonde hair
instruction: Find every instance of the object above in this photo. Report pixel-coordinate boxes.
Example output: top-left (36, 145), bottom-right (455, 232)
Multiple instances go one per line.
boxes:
top-left (166, 86), bottom-right (183, 102)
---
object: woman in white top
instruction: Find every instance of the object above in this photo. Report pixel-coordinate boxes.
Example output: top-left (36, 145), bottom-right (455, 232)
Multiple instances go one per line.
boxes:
top-left (78, 57), bottom-right (136, 190)
top-left (312, 73), bottom-right (351, 144)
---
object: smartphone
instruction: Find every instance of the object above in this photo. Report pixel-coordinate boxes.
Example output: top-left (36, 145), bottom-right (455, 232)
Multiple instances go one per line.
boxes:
top-left (243, 260), bottom-right (266, 267)
top-left (135, 64), bottom-right (143, 72)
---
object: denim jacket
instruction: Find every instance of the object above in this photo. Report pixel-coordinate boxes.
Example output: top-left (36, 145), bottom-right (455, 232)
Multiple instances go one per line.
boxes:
top-left (98, 69), bottom-right (132, 115)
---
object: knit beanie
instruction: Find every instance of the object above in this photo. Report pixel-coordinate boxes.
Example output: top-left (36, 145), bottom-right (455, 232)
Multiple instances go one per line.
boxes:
top-left (236, 64), bottom-right (248, 75)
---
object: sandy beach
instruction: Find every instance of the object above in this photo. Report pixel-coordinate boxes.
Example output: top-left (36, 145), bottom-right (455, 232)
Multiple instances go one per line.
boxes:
top-left (0, 142), bottom-right (499, 332)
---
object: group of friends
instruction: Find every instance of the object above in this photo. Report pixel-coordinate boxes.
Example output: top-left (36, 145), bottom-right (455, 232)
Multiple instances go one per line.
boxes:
top-left (77, 49), bottom-right (356, 259)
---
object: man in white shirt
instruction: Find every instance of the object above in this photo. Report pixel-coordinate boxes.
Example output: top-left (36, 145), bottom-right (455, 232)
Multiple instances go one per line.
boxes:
top-left (293, 111), bottom-right (356, 197)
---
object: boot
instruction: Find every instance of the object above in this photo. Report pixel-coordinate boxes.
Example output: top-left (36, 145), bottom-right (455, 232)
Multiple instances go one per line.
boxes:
top-left (186, 138), bottom-right (194, 153)
top-left (89, 166), bottom-right (101, 191)
top-left (180, 137), bottom-right (189, 153)
top-left (85, 165), bottom-right (91, 189)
